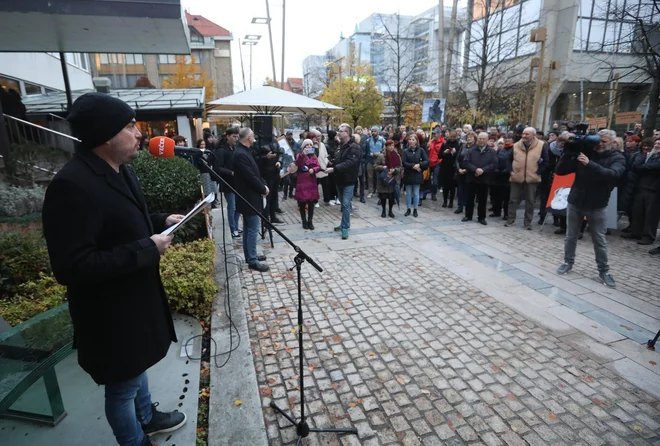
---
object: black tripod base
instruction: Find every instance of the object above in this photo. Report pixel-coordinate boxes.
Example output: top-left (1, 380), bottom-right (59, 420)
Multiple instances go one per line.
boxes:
top-left (270, 401), bottom-right (359, 441)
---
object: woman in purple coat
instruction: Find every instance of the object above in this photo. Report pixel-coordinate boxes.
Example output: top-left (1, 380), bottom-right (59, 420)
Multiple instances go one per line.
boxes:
top-left (295, 138), bottom-right (321, 230)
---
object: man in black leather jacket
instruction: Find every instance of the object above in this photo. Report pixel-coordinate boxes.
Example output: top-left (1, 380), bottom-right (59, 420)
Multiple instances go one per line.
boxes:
top-left (555, 129), bottom-right (625, 288)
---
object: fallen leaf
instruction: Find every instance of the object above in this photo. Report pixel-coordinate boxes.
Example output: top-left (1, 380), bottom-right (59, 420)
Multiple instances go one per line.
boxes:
top-left (267, 377), bottom-right (277, 384)
top-left (421, 389), bottom-right (431, 395)
top-left (396, 376), bottom-right (410, 385)
top-left (403, 324), bottom-right (410, 329)
top-left (332, 335), bottom-right (342, 343)
top-left (620, 324), bottom-right (633, 331)
top-left (348, 403), bottom-right (357, 408)
top-left (583, 375), bottom-right (594, 383)
top-left (650, 361), bottom-right (657, 366)
top-left (368, 352), bottom-right (377, 357)
top-left (506, 393), bottom-right (516, 401)
top-left (286, 346), bottom-right (293, 354)
top-left (259, 387), bottom-right (273, 397)
top-left (632, 424), bottom-right (643, 433)
top-left (291, 328), bottom-right (297, 334)
top-left (317, 298), bottom-right (325, 302)
top-left (548, 411), bottom-right (557, 420)
top-left (234, 400), bottom-right (243, 406)
top-left (447, 420), bottom-right (456, 431)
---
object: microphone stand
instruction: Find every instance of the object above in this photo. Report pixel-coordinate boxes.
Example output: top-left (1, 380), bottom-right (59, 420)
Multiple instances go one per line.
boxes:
top-left (195, 157), bottom-right (359, 443)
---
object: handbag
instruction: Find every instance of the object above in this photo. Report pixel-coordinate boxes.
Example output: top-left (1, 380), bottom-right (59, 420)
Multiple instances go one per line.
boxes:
top-left (379, 168), bottom-right (396, 186)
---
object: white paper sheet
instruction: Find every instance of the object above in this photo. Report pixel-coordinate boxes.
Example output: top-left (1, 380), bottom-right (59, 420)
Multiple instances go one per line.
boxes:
top-left (161, 192), bottom-right (215, 235)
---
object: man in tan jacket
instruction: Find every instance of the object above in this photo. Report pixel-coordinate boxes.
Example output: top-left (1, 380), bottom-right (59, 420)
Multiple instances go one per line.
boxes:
top-left (504, 127), bottom-right (549, 230)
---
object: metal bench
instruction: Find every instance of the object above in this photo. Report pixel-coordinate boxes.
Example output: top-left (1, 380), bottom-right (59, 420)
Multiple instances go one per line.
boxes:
top-left (0, 303), bottom-right (73, 426)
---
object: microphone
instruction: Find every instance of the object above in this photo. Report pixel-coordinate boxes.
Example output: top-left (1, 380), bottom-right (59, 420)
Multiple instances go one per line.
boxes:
top-left (148, 136), bottom-right (202, 159)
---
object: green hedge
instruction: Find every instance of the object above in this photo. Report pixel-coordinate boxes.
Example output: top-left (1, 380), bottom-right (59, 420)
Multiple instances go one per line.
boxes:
top-left (0, 239), bottom-right (217, 326)
top-left (160, 239), bottom-right (217, 321)
top-left (0, 228), bottom-right (51, 299)
top-left (131, 151), bottom-right (202, 213)
top-left (0, 183), bottom-right (46, 217)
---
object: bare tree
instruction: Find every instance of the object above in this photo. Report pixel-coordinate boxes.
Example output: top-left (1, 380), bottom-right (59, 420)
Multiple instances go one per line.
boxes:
top-left (452, 0), bottom-right (532, 123)
top-left (597, 0), bottom-right (660, 136)
top-left (374, 13), bottom-right (423, 126)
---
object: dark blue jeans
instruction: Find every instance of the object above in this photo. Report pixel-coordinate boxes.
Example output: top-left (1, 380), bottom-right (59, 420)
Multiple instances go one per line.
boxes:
top-left (105, 372), bottom-right (153, 446)
top-left (224, 191), bottom-right (241, 233)
top-left (243, 214), bottom-right (260, 265)
top-left (338, 185), bottom-right (355, 230)
top-left (431, 164), bottom-right (442, 196)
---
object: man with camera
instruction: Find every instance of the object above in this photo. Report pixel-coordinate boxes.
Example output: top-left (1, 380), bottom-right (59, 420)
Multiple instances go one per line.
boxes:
top-left (555, 128), bottom-right (625, 288)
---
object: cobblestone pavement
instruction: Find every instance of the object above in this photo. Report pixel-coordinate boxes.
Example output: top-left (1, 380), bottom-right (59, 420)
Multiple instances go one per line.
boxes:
top-left (235, 192), bottom-right (660, 445)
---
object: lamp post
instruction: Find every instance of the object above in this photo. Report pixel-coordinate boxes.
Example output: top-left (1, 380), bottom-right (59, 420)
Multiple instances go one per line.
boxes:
top-left (252, 7), bottom-right (278, 88)
top-left (243, 40), bottom-right (259, 89)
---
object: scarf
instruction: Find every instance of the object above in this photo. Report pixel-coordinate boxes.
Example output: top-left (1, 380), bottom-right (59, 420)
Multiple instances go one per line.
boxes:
top-left (385, 150), bottom-right (401, 169)
top-left (549, 141), bottom-right (563, 157)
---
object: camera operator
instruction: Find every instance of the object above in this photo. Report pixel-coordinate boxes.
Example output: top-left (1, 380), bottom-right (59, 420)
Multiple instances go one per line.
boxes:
top-left (555, 128), bottom-right (625, 288)
top-left (252, 137), bottom-right (285, 225)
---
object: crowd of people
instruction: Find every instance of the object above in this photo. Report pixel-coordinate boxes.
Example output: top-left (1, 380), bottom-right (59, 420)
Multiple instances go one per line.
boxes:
top-left (207, 120), bottom-right (660, 286)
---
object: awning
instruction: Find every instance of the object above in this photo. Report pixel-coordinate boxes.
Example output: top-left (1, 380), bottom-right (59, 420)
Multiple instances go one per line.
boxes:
top-left (22, 88), bottom-right (206, 118)
top-left (0, 0), bottom-right (190, 54)
top-left (206, 86), bottom-right (342, 115)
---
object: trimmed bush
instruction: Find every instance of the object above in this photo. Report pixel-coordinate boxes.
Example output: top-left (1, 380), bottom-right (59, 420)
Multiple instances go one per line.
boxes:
top-left (131, 151), bottom-right (202, 213)
top-left (160, 239), bottom-right (217, 321)
top-left (0, 183), bottom-right (46, 217)
top-left (0, 274), bottom-right (66, 326)
top-left (0, 228), bottom-right (51, 298)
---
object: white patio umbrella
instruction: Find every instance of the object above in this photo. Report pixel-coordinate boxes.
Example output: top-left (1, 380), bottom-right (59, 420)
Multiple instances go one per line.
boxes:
top-left (206, 86), bottom-right (342, 115)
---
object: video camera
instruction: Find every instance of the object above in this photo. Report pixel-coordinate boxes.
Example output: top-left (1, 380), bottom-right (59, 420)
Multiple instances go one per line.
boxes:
top-left (564, 123), bottom-right (601, 156)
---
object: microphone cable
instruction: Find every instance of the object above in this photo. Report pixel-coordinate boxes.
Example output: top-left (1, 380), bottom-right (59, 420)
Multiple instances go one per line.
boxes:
top-left (183, 183), bottom-right (243, 369)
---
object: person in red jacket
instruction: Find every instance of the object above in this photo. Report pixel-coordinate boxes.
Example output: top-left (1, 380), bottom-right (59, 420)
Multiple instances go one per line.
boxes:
top-left (428, 128), bottom-right (445, 201)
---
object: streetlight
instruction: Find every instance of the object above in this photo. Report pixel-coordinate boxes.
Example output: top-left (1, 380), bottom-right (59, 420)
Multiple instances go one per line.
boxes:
top-left (253, 5), bottom-right (278, 88)
top-left (243, 40), bottom-right (259, 89)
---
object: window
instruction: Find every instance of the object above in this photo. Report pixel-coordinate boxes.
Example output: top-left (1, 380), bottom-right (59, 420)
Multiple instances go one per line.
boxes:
top-left (520, 0), bottom-right (541, 25)
top-left (0, 76), bottom-right (20, 93)
top-left (573, 18), bottom-right (590, 50)
top-left (588, 19), bottom-right (606, 51)
top-left (190, 30), bottom-right (203, 42)
top-left (192, 50), bottom-right (203, 64)
top-left (100, 53), bottom-right (109, 64)
top-left (24, 82), bottom-right (42, 95)
top-left (125, 54), bottom-right (144, 65)
top-left (159, 54), bottom-right (177, 64)
top-left (517, 22), bottom-right (538, 56)
top-left (499, 28), bottom-right (518, 60)
top-left (603, 21), bottom-right (620, 52)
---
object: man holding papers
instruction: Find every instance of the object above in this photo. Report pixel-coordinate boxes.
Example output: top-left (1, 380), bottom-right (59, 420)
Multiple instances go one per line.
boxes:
top-left (42, 93), bottom-right (187, 446)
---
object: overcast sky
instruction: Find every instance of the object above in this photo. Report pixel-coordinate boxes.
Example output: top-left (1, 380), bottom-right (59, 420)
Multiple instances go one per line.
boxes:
top-left (182, 0), bottom-right (448, 93)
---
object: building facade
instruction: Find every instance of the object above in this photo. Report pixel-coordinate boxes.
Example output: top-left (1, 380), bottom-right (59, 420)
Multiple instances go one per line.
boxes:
top-left (459, 0), bottom-right (653, 130)
top-left (90, 12), bottom-right (233, 99)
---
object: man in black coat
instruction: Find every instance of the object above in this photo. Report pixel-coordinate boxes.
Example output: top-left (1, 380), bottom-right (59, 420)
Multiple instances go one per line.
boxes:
top-left (213, 127), bottom-right (241, 238)
top-left (326, 124), bottom-right (361, 240)
top-left (462, 132), bottom-right (498, 225)
top-left (42, 93), bottom-right (186, 446)
top-left (555, 129), bottom-right (625, 288)
top-left (233, 127), bottom-right (270, 272)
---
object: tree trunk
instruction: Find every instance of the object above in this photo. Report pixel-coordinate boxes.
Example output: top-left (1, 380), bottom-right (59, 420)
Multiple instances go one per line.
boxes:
top-left (0, 101), bottom-right (18, 185)
top-left (643, 76), bottom-right (659, 138)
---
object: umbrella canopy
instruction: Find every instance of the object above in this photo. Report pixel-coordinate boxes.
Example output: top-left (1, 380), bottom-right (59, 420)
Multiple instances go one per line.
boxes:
top-left (206, 86), bottom-right (342, 115)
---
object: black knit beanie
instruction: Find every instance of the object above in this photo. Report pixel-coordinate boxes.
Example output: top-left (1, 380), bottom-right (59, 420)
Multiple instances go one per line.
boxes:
top-left (67, 92), bottom-right (136, 150)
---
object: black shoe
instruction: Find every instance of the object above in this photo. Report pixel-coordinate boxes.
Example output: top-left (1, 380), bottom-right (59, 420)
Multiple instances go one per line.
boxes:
top-left (538, 215), bottom-right (546, 225)
top-left (502, 215), bottom-right (508, 220)
top-left (281, 195), bottom-right (287, 201)
top-left (442, 202), bottom-right (447, 208)
top-left (360, 198), bottom-right (366, 203)
top-left (448, 201), bottom-right (454, 208)
top-left (405, 209), bottom-right (411, 216)
top-left (381, 210), bottom-right (386, 218)
top-left (257, 254), bottom-right (267, 261)
top-left (388, 210), bottom-right (395, 218)
top-left (248, 262), bottom-right (269, 272)
top-left (621, 232), bottom-right (641, 240)
top-left (377, 199), bottom-right (382, 205)
top-left (418, 201), bottom-right (423, 207)
top-left (142, 403), bottom-right (187, 436)
top-left (271, 217), bottom-right (285, 225)
top-left (478, 219), bottom-right (487, 226)
top-left (578, 232), bottom-right (584, 240)
top-left (638, 237), bottom-right (654, 245)
top-left (308, 221), bottom-right (315, 230)
top-left (231, 231), bottom-right (241, 238)
top-left (454, 207), bottom-right (463, 214)
top-left (621, 225), bottom-right (632, 233)
top-left (275, 208), bottom-right (284, 214)
top-left (489, 213), bottom-right (501, 217)
top-left (461, 217), bottom-right (472, 222)
top-left (649, 246), bottom-right (660, 255)
top-left (432, 195), bottom-right (437, 201)
top-left (413, 209), bottom-right (418, 217)
top-left (302, 220), bottom-right (309, 229)
top-left (554, 228), bottom-right (566, 235)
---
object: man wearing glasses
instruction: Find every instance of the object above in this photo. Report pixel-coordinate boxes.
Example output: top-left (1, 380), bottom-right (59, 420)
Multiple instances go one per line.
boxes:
top-left (325, 124), bottom-right (361, 240)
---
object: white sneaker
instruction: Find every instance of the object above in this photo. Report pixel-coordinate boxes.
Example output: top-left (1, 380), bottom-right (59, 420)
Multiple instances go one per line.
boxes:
top-left (315, 203), bottom-right (320, 208)
top-left (368, 193), bottom-right (373, 199)
top-left (336, 200), bottom-right (341, 205)
top-left (329, 200), bottom-right (336, 206)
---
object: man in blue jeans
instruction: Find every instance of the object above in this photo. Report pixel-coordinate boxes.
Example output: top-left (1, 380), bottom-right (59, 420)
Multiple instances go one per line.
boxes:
top-left (326, 124), bottom-right (361, 240)
top-left (232, 127), bottom-right (270, 271)
top-left (212, 127), bottom-right (241, 237)
top-left (42, 93), bottom-right (186, 446)
top-left (555, 128), bottom-right (625, 288)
